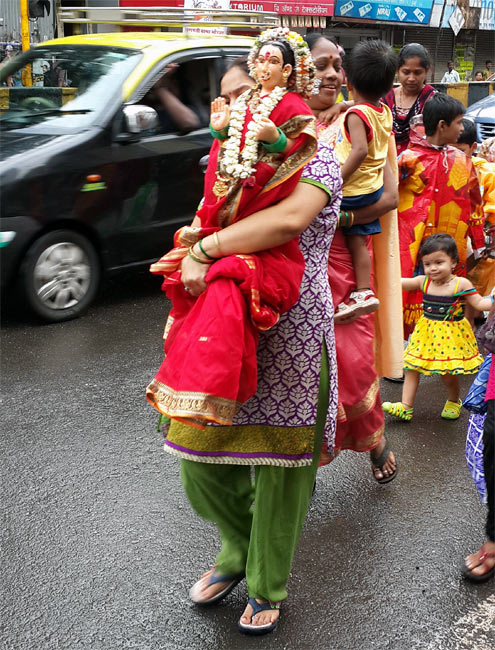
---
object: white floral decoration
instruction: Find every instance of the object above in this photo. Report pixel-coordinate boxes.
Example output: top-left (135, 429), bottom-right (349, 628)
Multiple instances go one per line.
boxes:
top-left (221, 85), bottom-right (286, 181)
top-left (247, 27), bottom-right (315, 99)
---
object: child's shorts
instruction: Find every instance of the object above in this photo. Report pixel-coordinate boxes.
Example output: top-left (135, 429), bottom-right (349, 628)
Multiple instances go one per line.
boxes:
top-left (341, 186), bottom-right (383, 236)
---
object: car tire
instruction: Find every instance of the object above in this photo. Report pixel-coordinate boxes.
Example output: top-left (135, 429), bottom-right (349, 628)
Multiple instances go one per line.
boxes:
top-left (20, 230), bottom-right (100, 322)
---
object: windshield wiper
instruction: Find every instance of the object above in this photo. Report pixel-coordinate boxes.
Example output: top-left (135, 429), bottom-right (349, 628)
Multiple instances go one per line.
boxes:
top-left (20, 109), bottom-right (94, 117)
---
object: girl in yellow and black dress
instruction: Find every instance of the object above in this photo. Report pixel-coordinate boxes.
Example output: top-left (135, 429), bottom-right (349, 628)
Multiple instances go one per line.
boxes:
top-left (383, 233), bottom-right (494, 422)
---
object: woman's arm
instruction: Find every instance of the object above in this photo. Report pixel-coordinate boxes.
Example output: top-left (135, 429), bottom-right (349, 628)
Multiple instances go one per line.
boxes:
top-left (402, 276), bottom-right (423, 291)
top-left (181, 182), bottom-right (330, 295)
top-left (351, 158), bottom-right (399, 225)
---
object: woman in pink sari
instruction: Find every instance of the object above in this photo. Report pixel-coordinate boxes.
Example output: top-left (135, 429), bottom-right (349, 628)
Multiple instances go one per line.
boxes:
top-left (305, 33), bottom-right (403, 481)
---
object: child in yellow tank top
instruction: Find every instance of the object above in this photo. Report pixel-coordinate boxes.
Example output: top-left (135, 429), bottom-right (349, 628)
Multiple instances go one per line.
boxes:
top-left (333, 40), bottom-right (396, 323)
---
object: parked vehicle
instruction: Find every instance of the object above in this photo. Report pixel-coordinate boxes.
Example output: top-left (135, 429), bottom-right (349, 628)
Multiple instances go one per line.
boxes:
top-left (465, 92), bottom-right (495, 143)
top-left (0, 32), bottom-right (252, 321)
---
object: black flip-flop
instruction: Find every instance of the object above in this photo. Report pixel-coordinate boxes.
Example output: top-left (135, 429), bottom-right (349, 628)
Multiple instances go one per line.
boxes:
top-left (370, 441), bottom-right (398, 484)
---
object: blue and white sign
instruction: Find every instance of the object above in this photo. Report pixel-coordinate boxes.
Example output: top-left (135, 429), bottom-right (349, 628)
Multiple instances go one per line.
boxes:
top-left (334, 0), bottom-right (434, 23)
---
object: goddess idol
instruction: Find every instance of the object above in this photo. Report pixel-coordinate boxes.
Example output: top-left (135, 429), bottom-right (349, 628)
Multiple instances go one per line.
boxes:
top-left (147, 28), bottom-right (317, 428)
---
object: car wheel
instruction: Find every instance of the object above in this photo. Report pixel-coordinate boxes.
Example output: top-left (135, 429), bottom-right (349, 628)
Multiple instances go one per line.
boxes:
top-left (20, 230), bottom-right (100, 322)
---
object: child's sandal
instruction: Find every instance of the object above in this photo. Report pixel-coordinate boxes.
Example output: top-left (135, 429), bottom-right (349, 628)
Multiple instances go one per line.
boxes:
top-left (382, 401), bottom-right (413, 421)
top-left (441, 399), bottom-right (462, 420)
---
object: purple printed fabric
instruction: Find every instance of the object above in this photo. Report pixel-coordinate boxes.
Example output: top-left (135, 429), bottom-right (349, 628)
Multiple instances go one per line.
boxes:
top-left (466, 413), bottom-right (487, 504)
top-left (232, 143), bottom-right (342, 455)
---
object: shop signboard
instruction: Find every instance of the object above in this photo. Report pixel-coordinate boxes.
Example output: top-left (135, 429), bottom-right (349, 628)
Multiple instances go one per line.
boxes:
top-left (121, 0), bottom-right (336, 16)
top-left (333, 0), bottom-right (434, 23)
top-left (479, 0), bottom-right (494, 29)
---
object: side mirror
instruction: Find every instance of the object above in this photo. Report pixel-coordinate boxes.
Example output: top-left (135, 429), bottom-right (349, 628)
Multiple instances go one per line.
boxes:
top-left (199, 154), bottom-right (209, 174)
top-left (122, 104), bottom-right (158, 134)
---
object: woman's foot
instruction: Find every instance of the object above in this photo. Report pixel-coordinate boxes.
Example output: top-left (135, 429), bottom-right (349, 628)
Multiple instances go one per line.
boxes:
top-left (189, 567), bottom-right (244, 605)
top-left (238, 598), bottom-right (280, 635)
top-left (462, 541), bottom-right (495, 583)
top-left (370, 437), bottom-right (397, 483)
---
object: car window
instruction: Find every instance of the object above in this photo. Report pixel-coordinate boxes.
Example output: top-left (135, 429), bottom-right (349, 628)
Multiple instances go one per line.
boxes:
top-left (138, 54), bottom-right (221, 135)
top-left (0, 45), bottom-right (142, 133)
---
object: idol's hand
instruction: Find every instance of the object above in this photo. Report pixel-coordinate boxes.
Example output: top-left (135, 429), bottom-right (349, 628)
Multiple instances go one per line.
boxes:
top-left (180, 254), bottom-right (208, 297)
top-left (210, 97), bottom-right (230, 132)
top-left (254, 117), bottom-right (279, 143)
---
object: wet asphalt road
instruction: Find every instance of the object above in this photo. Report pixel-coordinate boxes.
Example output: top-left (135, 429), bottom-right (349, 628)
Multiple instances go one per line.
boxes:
top-left (1, 273), bottom-right (494, 650)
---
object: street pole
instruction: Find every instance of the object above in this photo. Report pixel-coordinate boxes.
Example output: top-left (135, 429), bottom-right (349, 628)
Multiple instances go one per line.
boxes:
top-left (20, 0), bottom-right (32, 86)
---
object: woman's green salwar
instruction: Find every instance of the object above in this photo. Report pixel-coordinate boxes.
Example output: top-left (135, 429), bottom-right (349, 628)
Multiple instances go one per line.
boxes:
top-left (180, 343), bottom-right (329, 602)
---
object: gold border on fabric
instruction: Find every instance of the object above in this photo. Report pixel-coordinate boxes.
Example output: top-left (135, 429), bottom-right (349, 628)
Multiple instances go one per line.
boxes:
top-left (336, 378), bottom-right (380, 422)
top-left (163, 443), bottom-right (313, 467)
top-left (146, 379), bottom-right (242, 428)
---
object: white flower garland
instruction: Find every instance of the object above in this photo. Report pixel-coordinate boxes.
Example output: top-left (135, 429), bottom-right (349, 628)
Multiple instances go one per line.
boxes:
top-left (221, 85), bottom-right (286, 180)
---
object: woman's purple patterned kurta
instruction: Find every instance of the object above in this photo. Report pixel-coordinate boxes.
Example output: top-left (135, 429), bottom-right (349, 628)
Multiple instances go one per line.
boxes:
top-left (164, 143), bottom-right (342, 466)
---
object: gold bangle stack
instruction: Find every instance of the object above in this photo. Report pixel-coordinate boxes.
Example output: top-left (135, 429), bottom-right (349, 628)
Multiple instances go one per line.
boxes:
top-left (188, 245), bottom-right (213, 264)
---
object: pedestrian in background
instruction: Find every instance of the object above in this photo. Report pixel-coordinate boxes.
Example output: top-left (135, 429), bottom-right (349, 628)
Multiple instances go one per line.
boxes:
top-left (397, 93), bottom-right (484, 336)
top-left (382, 43), bottom-right (436, 155)
top-left (441, 60), bottom-right (460, 84)
top-left (463, 302), bottom-right (495, 583)
top-left (482, 60), bottom-right (492, 80)
top-left (474, 71), bottom-right (484, 82)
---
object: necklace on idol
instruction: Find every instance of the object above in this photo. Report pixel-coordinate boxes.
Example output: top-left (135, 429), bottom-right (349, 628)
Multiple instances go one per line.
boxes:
top-left (213, 85), bottom-right (286, 198)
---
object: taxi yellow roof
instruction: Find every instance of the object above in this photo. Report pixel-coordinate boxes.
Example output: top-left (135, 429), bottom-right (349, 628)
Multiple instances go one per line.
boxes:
top-left (41, 32), bottom-right (253, 98)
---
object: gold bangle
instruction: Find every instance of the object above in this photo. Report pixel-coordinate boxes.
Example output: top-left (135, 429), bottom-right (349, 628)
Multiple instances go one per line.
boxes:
top-left (188, 246), bottom-right (213, 264)
top-left (348, 211), bottom-right (355, 227)
top-left (213, 231), bottom-right (223, 255)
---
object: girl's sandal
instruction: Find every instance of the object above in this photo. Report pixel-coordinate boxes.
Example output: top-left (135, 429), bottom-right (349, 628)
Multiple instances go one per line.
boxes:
top-left (238, 598), bottom-right (281, 635)
top-left (382, 401), bottom-right (413, 421)
top-left (461, 544), bottom-right (495, 583)
top-left (441, 399), bottom-right (462, 420)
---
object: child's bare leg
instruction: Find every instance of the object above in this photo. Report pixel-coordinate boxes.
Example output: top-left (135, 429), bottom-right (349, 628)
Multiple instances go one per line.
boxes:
top-left (402, 370), bottom-right (420, 409)
top-left (347, 234), bottom-right (371, 290)
top-left (440, 373), bottom-right (460, 403)
top-left (382, 369), bottom-right (418, 420)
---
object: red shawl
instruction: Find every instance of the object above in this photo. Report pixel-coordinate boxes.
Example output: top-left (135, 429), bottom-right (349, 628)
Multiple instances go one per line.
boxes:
top-left (146, 91), bottom-right (316, 428)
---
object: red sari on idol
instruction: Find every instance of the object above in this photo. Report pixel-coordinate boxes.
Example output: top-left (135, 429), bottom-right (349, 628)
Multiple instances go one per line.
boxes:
top-left (146, 90), bottom-right (317, 429)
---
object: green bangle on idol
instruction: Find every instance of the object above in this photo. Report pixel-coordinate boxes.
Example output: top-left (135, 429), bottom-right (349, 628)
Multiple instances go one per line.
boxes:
top-left (209, 123), bottom-right (229, 140)
top-left (262, 128), bottom-right (287, 153)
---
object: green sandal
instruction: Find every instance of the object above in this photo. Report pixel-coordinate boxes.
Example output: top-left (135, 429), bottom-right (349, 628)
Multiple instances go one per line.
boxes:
top-left (382, 401), bottom-right (413, 421)
top-left (441, 399), bottom-right (462, 420)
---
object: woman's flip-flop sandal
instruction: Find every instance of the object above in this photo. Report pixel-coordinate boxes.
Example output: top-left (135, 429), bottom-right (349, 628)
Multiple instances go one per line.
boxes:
top-left (461, 544), bottom-right (495, 583)
top-left (189, 568), bottom-right (244, 605)
top-left (370, 441), bottom-right (398, 484)
top-left (238, 598), bottom-right (280, 635)
top-left (441, 399), bottom-right (462, 420)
